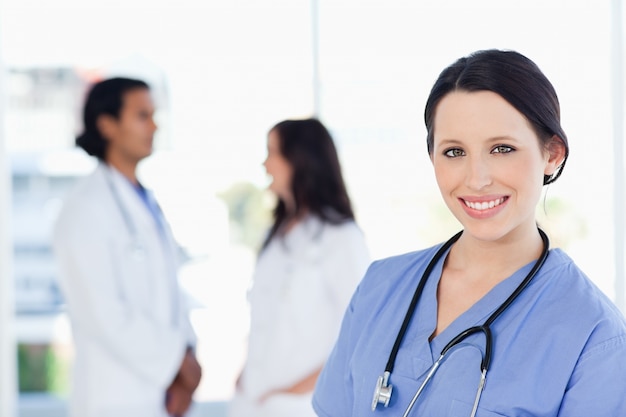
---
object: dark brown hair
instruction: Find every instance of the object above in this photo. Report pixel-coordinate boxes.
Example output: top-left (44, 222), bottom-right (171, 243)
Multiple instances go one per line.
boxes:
top-left (262, 118), bottom-right (354, 250)
top-left (424, 49), bottom-right (569, 185)
top-left (76, 77), bottom-right (149, 160)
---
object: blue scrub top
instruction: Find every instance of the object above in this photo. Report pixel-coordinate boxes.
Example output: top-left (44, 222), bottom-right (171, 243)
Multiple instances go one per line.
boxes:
top-left (312, 243), bottom-right (626, 416)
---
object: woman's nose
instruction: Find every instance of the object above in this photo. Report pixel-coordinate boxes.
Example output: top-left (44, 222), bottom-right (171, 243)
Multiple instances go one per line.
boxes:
top-left (465, 156), bottom-right (492, 190)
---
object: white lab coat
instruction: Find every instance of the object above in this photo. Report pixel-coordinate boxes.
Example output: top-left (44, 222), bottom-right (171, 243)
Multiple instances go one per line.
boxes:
top-left (228, 214), bottom-right (371, 417)
top-left (53, 163), bottom-right (196, 417)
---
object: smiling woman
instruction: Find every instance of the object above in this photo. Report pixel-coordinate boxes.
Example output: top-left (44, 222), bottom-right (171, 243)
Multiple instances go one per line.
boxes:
top-left (312, 49), bottom-right (626, 417)
top-left (430, 90), bottom-right (565, 243)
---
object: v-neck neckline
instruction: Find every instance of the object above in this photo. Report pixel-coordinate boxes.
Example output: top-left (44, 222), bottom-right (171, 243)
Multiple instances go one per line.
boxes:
top-left (423, 250), bottom-right (537, 361)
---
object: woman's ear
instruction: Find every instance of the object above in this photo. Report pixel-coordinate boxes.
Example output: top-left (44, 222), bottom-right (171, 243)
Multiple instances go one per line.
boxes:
top-left (96, 114), bottom-right (116, 141)
top-left (544, 135), bottom-right (566, 176)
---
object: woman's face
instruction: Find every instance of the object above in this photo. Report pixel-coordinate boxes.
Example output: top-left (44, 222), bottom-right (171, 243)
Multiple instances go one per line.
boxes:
top-left (101, 88), bottom-right (157, 164)
top-left (430, 90), bottom-right (563, 243)
top-left (263, 129), bottom-right (294, 204)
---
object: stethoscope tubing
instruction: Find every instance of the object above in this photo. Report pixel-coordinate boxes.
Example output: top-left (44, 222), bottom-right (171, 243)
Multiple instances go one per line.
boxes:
top-left (103, 165), bottom-right (139, 241)
top-left (101, 164), bottom-right (180, 325)
top-left (401, 353), bottom-right (444, 417)
top-left (384, 230), bottom-right (463, 374)
top-left (375, 228), bottom-right (550, 414)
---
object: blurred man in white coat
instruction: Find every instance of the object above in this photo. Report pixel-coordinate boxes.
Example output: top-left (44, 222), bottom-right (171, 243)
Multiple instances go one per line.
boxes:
top-left (53, 77), bottom-right (201, 417)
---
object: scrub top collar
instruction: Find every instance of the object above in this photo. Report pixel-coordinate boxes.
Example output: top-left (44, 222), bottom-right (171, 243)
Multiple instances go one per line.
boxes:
top-left (413, 246), bottom-right (541, 366)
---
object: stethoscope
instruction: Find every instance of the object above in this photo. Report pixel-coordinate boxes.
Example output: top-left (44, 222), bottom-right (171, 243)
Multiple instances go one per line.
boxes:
top-left (103, 165), bottom-right (146, 261)
top-left (372, 228), bottom-right (550, 417)
top-left (103, 164), bottom-right (181, 325)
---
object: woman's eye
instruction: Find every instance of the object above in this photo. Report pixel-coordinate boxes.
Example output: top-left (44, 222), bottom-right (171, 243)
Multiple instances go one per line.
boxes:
top-left (444, 148), bottom-right (465, 158)
top-left (492, 145), bottom-right (514, 154)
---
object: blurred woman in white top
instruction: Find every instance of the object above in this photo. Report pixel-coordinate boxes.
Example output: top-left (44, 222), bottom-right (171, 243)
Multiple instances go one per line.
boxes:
top-left (228, 118), bottom-right (371, 417)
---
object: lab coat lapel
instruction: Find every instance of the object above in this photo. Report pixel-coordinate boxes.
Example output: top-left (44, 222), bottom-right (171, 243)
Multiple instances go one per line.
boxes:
top-left (142, 187), bottom-right (184, 279)
top-left (106, 166), bottom-right (158, 235)
top-left (102, 164), bottom-right (180, 325)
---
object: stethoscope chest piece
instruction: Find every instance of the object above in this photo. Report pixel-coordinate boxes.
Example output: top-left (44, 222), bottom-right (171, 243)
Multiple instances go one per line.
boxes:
top-left (371, 371), bottom-right (392, 410)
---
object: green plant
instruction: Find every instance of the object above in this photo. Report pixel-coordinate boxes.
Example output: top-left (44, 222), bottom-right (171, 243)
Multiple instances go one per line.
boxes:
top-left (17, 343), bottom-right (70, 394)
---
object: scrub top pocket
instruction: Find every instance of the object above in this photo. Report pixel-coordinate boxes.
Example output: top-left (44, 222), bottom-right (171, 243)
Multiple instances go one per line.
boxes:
top-left (449, 399), bottom-right (509, 417)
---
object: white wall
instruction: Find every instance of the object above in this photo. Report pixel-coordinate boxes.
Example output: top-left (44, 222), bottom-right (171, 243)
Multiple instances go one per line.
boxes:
top-left (611, 0), bottom-right (625, 312)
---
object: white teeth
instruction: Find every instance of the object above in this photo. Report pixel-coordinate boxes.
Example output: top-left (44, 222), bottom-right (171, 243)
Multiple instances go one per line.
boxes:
top-left (465, 198), bottom-right (505, 211)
